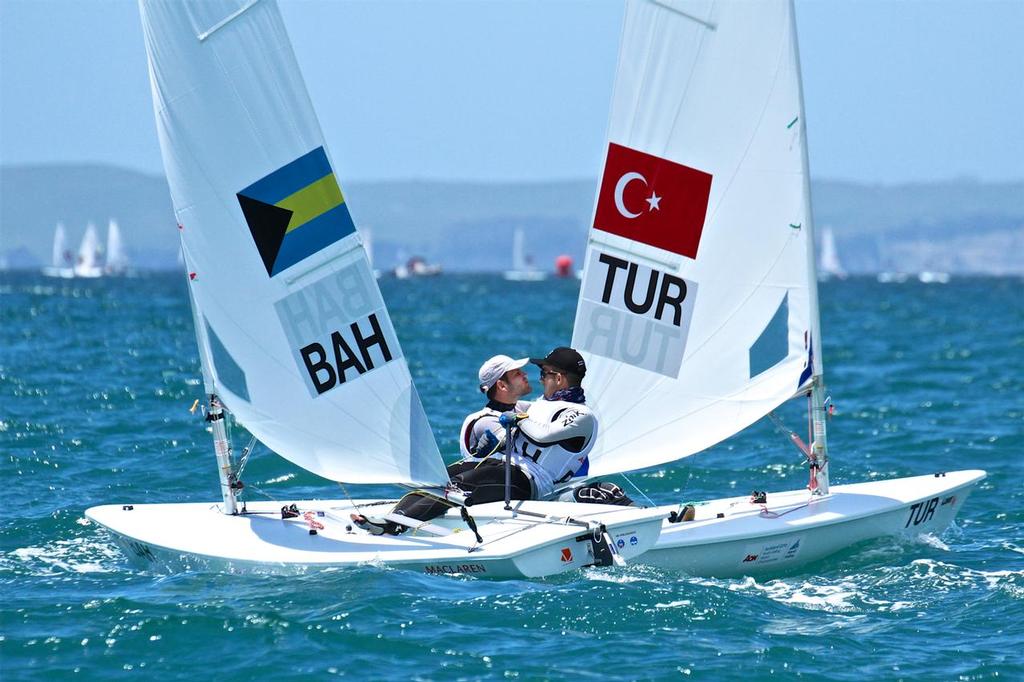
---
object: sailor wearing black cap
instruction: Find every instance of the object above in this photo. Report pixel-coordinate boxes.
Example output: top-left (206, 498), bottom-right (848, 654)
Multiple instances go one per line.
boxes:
top-left (507, 347), bottom-right (597, 498)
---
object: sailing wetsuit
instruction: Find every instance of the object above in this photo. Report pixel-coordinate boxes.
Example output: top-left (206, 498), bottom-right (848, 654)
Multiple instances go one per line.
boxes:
top-left (459, 399), bottom-right (532, 460)
top-left (509, 398), bottom-right (597, 498)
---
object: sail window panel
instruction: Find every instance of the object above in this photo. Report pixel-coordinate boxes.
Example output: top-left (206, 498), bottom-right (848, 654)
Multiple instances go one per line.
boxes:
top-left (749, 293), bottom-right (790, 378)
top-left (205, 319), bottom-right (250, 402)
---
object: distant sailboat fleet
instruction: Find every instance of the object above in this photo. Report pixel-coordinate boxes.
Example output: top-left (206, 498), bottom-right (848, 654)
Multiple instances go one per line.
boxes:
top-left (818, 227), bottom-right (951, 284)
top-left (41, 219), bottom-right (132, 278)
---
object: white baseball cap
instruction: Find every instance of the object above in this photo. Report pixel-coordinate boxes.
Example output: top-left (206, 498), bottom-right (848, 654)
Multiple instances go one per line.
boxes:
top-left (478, 354), bottom-right (529, 393)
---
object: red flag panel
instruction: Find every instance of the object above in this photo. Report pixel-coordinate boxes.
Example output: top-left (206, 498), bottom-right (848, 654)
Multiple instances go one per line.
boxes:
top-left (593, 143), bottom-right (713, 259)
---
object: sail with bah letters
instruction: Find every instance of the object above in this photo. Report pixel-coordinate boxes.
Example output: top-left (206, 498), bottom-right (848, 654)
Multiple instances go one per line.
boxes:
top-left (143, 0), bottom-right (444, 486)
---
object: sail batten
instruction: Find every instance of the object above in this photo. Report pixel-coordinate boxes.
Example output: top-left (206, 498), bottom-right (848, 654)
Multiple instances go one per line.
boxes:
top-left (571, 0), bottom-right (817, 477)
top-left (141, 0), bottom-right (447, 486)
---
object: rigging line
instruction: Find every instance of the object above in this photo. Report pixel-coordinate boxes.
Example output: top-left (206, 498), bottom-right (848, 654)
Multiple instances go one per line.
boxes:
top-left (620, 473), bottom-right (658, 507)
top-left (235, 433), bottom-right (258, 478)
top-left (241, 481), bottom-right (280, 503)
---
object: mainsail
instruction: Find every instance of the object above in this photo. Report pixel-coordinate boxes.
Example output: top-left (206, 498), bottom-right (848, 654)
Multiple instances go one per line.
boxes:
top-left (105, 219), bottom-right (130, 273)
top-left (571, 0), bottom-right (823, 476)
top-left (140, 0), bottom-right (446, 486)
top-left (75, 222), bottom-right (103, 277)
top-left (52, 223), bottom-right (68, 268)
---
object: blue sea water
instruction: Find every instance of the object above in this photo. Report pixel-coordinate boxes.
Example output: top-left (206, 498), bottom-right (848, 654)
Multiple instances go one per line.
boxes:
top-left (1, 272), bottom-right (1022, 680)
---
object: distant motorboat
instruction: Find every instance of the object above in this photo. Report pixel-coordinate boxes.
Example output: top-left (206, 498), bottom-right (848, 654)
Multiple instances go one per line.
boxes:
top-left (918, 270), bottom-right (950, 284)
top-left (42, 222), bottom-right (75, 278)
top-left (876, 271), bottom-right (909, 284)
top-left (73, 223), bottom-right (103, 278)
top-left (394, 256), bottom-right (441, 279)
top-left (503, 228), bottom-right (546, 281)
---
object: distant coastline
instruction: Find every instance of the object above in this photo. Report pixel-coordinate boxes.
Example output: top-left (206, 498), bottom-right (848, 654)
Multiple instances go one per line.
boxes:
top-left (2, 163), bottom-right (1022, 274)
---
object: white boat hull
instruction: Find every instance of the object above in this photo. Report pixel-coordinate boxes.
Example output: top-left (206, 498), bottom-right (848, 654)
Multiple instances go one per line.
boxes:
top-left (644, 469), bottom-right (985, 576)
top-left (503, 270), bottom-right (547, 282)
top-left (85, 499), bottom-right (667, 579)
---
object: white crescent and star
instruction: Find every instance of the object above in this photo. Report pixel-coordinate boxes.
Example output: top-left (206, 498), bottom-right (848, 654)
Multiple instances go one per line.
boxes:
top-left (613, 171), bottom-right (662, 219)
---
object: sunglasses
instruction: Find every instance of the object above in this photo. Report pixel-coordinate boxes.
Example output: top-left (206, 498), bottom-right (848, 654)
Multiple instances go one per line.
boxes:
top-left (539, 368), bottom-right (562, 379)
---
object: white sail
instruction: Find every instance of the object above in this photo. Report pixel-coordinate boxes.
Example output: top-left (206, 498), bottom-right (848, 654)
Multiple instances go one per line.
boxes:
top-left (504, 227), bottom-right (546, 281)
top-left (512, 228), bottom-right (527, 271)
top-left (818, 225), bottom-right (846, 280)
top-left (43, 222), bottom-right (74, 278)
top-left (105, 219), bottom-right (130, 273)
top-left (140, 0), bottom-right (446, 486)
top-left (52, 223), bottom-right (68, 267)
top-left (571, 0), bottom-right (822, 477)
top-left (74, 222), bottom-right (103, 277)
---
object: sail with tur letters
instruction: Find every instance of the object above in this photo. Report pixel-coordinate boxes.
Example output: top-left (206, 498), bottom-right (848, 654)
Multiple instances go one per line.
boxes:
top-left (140, 0), bottom-right (446, 486)
top-left (571, 0), bottom-right (823, 476)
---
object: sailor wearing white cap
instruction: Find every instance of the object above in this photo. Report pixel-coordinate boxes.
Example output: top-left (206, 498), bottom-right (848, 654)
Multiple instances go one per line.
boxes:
top-left (459, 354), bottom-right (533, 460)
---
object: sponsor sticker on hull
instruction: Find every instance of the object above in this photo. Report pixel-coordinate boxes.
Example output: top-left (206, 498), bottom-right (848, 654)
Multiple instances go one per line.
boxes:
top-left (739, 538), bottom-right (803, 567)
top-left (423, 563), bottom-right (487, 575)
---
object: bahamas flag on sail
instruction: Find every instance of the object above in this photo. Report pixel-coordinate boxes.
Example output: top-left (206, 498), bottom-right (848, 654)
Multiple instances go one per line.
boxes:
top-left (237, 147), bottom-right (356, 277)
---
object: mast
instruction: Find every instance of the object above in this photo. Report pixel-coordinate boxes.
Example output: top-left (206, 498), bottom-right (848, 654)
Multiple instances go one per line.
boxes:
top-left (185, 267), bottom-right (239, 514)
top-left (789, 0), bottom-right (830, 494)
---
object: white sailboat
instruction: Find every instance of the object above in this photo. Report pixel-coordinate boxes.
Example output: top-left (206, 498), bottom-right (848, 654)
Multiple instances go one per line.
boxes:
top-left (818, 225), bottom-right (847, 280)
top-left (104, 219), bottom-right (131, 275)
top-left (42, 222), bottom-right (75, 278)
top-left (73, 222), bottom-right (103, 278)
top-left (570, 0), bottom-right (983, 576)
top-left (503, 228), bottom-right (547, 281)
top-left (360, 227), bottom-right (381, 279)
top-left (86, 0), bottom-right (665, 578)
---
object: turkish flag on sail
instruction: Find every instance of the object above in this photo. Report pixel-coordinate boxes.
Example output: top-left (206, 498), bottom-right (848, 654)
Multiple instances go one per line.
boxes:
top-left (593, 143), bottom-right (713, 259)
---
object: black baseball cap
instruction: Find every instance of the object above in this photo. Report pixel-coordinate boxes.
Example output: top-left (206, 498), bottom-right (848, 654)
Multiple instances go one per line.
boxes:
top-left (530, 347), bottom-right (586, 378)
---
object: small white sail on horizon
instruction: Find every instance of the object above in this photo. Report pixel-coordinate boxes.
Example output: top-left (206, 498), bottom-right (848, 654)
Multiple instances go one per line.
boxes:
top-left (818, 225), bottom-right (847, 280)
top-left (503, 227), bottom-right (547, 281)
top-left (42, 222), bottom-right (75, 278)
top-left (74, 222), bottom-right (103, 278)
top-left (105, 219), bottom-right (131, 275)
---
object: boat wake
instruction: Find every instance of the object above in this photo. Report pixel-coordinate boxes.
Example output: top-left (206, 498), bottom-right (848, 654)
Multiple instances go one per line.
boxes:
top-left (7, 536), bottom-right (123, 576)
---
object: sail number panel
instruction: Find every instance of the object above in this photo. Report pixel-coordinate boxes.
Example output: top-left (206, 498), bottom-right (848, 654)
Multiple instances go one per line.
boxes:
top-left (577, 250), bottom-right (698, 378)
top-left (274, 260), bottom-right (401, 397)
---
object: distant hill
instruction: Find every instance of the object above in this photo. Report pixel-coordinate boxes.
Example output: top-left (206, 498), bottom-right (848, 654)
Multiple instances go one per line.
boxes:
top-left (2, 163), bottom-right (1022, 274)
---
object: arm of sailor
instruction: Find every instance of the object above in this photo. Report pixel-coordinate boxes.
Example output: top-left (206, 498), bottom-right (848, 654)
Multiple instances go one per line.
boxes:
top-left (461, 413), bottom-right (505, 458)
top-left (518, 406), bottom-right (595, 448)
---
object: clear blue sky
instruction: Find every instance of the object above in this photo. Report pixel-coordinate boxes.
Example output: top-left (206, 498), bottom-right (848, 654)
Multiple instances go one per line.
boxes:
top-left (1, 0), bottom-right (1021, 184)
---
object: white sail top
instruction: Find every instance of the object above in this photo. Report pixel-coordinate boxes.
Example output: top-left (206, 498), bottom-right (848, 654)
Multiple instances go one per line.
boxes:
top-left (52, 223), bottom-right (68, 267)
top-left (818, 225), bottom-right (846, 279)
top-left (571, 0), bottom-right (822, 477)
top-left (139, 0), bottom-right (447, 486)
top-left (75, 223), bottom-right (102, 275)
top-left (105, 219), bottom-right (130, 272)
top-left (512, 228), bottom-right (527, 271)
